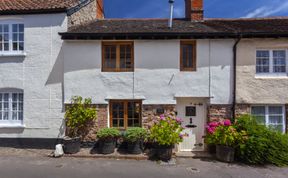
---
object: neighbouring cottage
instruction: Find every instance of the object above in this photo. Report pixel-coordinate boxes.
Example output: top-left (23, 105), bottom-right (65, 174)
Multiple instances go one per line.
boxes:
top-left (0, 0), bottom-right (287, 151)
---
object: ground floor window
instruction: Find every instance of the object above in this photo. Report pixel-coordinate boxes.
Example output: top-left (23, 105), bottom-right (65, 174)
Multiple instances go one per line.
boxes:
top-left (0, 91), bottom-right (23, 125)
top-left (251, 105), bottom-right (286, 133)
top-left (109, 100), bottom-right (142, 129)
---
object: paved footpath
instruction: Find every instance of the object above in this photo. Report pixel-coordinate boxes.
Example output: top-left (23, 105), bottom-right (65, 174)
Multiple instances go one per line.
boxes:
top-left (0, 154), bottom-right (288, 178)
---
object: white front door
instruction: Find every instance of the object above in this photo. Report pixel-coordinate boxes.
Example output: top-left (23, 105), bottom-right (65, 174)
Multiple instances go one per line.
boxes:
top-left (176, 98), bottom-right (206, 152)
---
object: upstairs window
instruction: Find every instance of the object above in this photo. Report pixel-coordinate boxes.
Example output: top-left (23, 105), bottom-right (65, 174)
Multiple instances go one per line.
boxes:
top-left (180, 41), bottom-right (197, 71)
top-left (251, 105), bottom-right (285, 133)
top-left (102, 42), bottom-right (134, 72)
top-left (256, 50), bottom-right (287, 75)
top-left (0, 91), bottom-right (24, 125)
top-left (0, 23), bottom-right (24, 53)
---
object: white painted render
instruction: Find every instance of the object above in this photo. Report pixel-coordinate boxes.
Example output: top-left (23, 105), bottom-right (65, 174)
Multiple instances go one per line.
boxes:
top-left (236, 38), bottom-right (288, 104)
top-left (0, 13), bottom-right (67, 138)
top-left (63, 39), bottom-right (234, 105)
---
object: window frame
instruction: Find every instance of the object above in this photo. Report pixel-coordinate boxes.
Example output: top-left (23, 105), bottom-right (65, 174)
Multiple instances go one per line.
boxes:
top-left (102, 41), bottom-right (134, 72)
top-left (251, 105), bottom-right (286, 133)
top-left (0, 91), bottom-right (24, 126)
top-left (256, 49), bottom-right (288, 77)
top-left (180, 41), bottom-right (197, 72)
top-left (0, 21), bottom-right (25, 54)
top-left (109, 100), bottom-right (142, 130)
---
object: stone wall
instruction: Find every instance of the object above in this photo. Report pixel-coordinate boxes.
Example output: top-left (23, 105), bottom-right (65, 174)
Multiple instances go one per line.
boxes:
top-left (68, 0), bottom-right (98, 28)
top-left (235, 104), bottom-right (251, 117)
top-left (208, 105), bottom-right (232, 122)
top-left (286, 104), bottom-right (288, 133)
top-left (142, 105), bottom-right (176, 129)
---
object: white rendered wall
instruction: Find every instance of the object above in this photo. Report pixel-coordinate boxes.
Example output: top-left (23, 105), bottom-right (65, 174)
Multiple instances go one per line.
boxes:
top-left (63, 39), bottom-right (234, 105)
top-left (0, 13), bottom-right (67, 138)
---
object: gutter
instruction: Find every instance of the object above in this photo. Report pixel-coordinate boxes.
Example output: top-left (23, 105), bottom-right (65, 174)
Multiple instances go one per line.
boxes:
top-left (232, 36), bottom-right (241, 120)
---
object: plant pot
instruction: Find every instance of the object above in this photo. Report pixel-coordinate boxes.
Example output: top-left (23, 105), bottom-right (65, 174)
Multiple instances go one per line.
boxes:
top-left (154, 144), bottom-right (173, 161)
top-left (216, 145), bottom-right (235, 163)
top-left (127, 140), bottom-right (143, 154)
top-left (99, 139), bottom-right (116, 154)
top-left (208, 144), bottom-right (216, 154)
top-left (63, 137), bottom-right (81, 154)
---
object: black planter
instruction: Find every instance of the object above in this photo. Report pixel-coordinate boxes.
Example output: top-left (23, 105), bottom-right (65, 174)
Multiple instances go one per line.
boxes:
top-left (208, 144), bottom-right (216, 154)
top-left (154, 144), bottom-right (173, 161)
top-left (127, 140), bottom-right (143, 154)
top-left (216, 145), bottom-right (235, 163)
top-left (99, 139), bottom-right (116, 154)
top-left (63, 137), bottom-right (81, 154)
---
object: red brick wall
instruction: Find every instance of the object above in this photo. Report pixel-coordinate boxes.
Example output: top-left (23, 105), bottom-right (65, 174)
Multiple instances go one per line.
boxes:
top-left (208, 105), bottom-right (232, 122)
top-left (185, 0), bottom-right (204, 21)
top-left (96, 0), bottom-right (104, 19)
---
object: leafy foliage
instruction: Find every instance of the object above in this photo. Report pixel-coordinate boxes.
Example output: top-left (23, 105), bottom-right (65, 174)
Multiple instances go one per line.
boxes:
top-left (235, 115), bottom-right (288, 166)
top-left (148, 114), bottom-right (184, 146)
top-left (124, 127), bottom-right (147, 143)
top-left (97, 128), bottom-right (121, 141)
top-left (205, 120), bottom-right (247, 148)
top-left (65, 96), bottom-right (97, 138)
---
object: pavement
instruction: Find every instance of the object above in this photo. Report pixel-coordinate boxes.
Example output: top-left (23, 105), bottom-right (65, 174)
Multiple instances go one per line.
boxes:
top-left (0, 153), bottom-right (288, 178)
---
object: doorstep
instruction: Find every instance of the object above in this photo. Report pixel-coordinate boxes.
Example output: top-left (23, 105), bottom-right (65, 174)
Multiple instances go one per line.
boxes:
top-left (176, 151), bottom-right (214, 159)
top-left (64, 148), bottom-right (148, 160)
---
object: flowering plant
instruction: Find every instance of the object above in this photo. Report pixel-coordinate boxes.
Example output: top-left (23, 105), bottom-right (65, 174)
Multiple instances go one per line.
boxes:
top-left (205, 119), bottom-right (246, 148)
top-left (148, 114), bottom-right (184, 146)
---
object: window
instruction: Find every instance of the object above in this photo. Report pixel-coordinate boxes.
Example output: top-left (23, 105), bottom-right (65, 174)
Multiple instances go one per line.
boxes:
top-left (0, 92), bottom-right (23, 125)
top-left (109, 100), bottom-right (141, 129)
top-left (256, 50), bottom-right (287, 74)
top-left (0, 23), bottom-right (24, 53)
top-left (251, 105), bottom-right (285, 133)
top-left (102, 42), bottom-right (134, 72)
top-left (186, 106), bottom-right (196, 117)
top-left (180, 41), bottom-right (196, 71)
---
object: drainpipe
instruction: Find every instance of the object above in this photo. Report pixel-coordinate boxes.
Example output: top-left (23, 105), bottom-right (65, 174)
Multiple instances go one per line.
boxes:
top-left (232, 37), bottom-right (241, 121)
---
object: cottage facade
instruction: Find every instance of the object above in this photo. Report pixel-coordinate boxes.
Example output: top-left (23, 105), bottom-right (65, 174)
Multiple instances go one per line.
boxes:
top-left (0, 0), bottom-right (287, 151)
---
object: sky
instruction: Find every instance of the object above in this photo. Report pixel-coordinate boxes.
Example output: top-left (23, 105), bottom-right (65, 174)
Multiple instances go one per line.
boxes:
top-left (104, 0), bottom-right (288, 19)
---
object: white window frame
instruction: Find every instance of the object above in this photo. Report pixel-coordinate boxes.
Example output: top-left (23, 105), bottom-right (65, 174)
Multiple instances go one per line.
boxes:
top-left (0, 21), bottom-right (25, 55)
top-left (251, 105), bottom-right (286, 133)
top-left (256, 49), bottom-right (288, 77)
top-left (0, 90), bottom-right (24, 126)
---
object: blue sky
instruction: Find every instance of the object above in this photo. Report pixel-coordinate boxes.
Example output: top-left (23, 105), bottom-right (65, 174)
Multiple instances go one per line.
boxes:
top-left (104, 0), bottom-right (288, 18)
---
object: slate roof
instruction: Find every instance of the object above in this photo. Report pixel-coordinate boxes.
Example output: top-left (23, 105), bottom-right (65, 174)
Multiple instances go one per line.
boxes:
top-left (0, 0), bottom-right (80, 14)
top-left (60, 17), bottom-right (288, 39)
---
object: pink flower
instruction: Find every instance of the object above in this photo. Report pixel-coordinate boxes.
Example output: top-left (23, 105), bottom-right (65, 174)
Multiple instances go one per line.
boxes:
top-left (224, 119), bottom-right (231, 126)
top-left (160, 114), bottom-right (165, 120)
top-left (176, 117), bottom-right (183, 124)
top-left (207, 127), bottom-right (216, 134)
top-left (208, 121), bottom-right (219, 128)
top-left (179, 134), bottom-right (184, 139)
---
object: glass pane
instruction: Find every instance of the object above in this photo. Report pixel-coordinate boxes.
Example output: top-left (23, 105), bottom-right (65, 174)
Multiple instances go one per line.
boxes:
top-left (12, 112), bottom-right (17, 120)
top-left (18, 112), bottom-right (23, 120)
top-left (4, 93), bottom-right (8, 101)
top-left (269, 116), bottom-right (283, 124)
top-left (19, 33), bottom-right (24, 41)
top-left (251, 106), bottom-right (265, 115)
top-left (13, 33), bottom-right (18, 41)
top-left (0, 25), bottom-right (2, 33)
top-left (255, 116), bottom-right (265, 124)
top-left (19, 24), bottom-right (24, 33)
top-left (3, 112), bottom-right (8, 120)
top-left (12, 24), bottom-right (18, 32)
top-left (4, 43), bottom-right (9, 51)
top-left (0, 112), bottom-right (2, 120)
top-left (257, 50), bottom-right (269, 58)
top-left (120, 45), bottom-right (132, 69)
top-left (19, 42), bottom-right (24, 51)
top-left (256, 50), bottom-right (270, 73)
top-left (268, 106), bottom-right (283, 115)
top-left (12, 103), bottom-right (17, 111)
top-left (4, 25), bottom-right (8, 32)
top-left (112, 119), bottom-right (118, 127)
top-left (19, 103), bottom-right (23, 111)
top-left (119, 119), bottom-right (124, 127)
top-left (273, 50), bottom-right (286, 73)
top-left (19, 93), bottom-right (23, 101)
top-left (182, 44), bottom-right (194, 68)
top-left (128, 119), bottom-right (133, 127)
top-left (13, 42), bottom-right (18, 51)
top-left (104, 45), bottom-right (116, 69)
top-left (4, 34), bottom-right (9, 42)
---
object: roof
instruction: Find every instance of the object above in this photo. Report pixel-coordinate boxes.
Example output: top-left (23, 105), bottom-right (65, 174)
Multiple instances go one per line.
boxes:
top-left (0, 0), bottom-right (80, 14)
top-left (60, 17), bottom-right (288, 40)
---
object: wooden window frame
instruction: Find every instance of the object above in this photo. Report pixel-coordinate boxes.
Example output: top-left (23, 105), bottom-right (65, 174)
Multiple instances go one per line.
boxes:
top-left (180, 41), bottom-right (197, 71)
top-left (102, 41), bottom-right (134, 72)
top-left (109, 100), bottom-right (142, 130)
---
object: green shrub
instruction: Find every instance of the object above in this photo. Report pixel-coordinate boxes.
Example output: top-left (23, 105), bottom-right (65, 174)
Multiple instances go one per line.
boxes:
top-left (124, 127), bottom-right (147, 143)
top-left (235, 115), bottom-right (288, 166)
top-left (149, 115), bottom-right (184, 146)
top-left (65, 96), bottom-right (97, 138)
top-left (97, 128), bottom-right (121, 141)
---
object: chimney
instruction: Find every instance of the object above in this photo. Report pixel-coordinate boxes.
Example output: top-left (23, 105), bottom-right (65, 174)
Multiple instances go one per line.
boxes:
top-left (96, 0), bottom-right (104, 19)
top-left (168, 0), bottom-right (175, 28)
top-left (185, 0), bottom-right (204, 21)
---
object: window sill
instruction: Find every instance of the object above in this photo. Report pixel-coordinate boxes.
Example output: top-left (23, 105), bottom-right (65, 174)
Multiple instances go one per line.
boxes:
top-left (0, 124), bottom-right (26, 129)
top-left (255, 74), bottom-right (288, 79)
top-left (0, 52), bottom-right (27, 57)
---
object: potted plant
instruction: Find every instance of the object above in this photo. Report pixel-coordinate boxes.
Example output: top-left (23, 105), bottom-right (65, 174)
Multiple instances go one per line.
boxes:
top-left (149, 114), bottom-right (184, 161)
top-left (97, 128), bottom-right (121, 154)
top-left (205, 119), bottom-right (246, 162)
top-left (64, 96), bottom-right (97, 154)
top-left (124, 127), bottom-right (147, 154)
